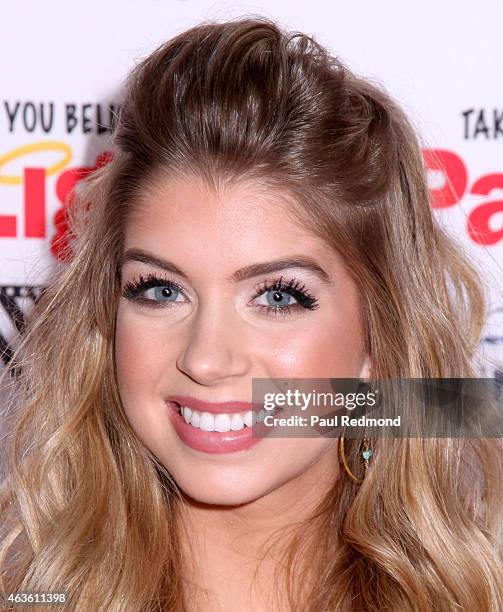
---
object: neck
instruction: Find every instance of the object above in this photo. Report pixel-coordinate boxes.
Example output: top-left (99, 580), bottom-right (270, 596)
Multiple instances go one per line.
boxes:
top-left (175, 442), bottom-right (340, 611)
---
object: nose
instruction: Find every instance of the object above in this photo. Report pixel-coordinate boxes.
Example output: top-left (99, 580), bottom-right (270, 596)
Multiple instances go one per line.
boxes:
top-left (175, 299), bottom-right (251, 385)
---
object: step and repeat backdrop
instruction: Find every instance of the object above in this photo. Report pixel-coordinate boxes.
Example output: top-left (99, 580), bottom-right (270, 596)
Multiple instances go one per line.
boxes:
top-left (0, 1), bottom-right (502, 386)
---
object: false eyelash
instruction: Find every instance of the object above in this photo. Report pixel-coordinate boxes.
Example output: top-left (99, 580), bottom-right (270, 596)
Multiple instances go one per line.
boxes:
top-left (121, 272), bottom-right (320, 315)
top-left (251, 275), bottom-right (320, 315)
top-left (122, 272), bottom-right (185, 307)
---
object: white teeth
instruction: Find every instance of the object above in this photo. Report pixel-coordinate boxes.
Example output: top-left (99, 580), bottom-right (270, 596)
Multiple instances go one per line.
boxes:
top-left (190, 410), bottom-right (201, 428)
top-left (214, 413), bottom-right (232, 432)
top-left (199, 411), bottom-right (214, 432)
top-left (243, 411), bottom-right (254, 427)
top-left (178, 405), bottom-right (266, 432)
top-left (230, 413), bottom-right (245, 430)
top-left (182, 407), bottom-right (192, 424)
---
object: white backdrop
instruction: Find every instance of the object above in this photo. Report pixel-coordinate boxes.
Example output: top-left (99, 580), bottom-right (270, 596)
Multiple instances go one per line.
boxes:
top-left (1, 0), bottom-right (502, 380)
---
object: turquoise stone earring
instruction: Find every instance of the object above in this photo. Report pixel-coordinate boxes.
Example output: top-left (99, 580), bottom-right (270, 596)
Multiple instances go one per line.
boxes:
top-left (339, 434), bottom-right (373, 483)
top-left (361, 437), bottom-right (372, 473)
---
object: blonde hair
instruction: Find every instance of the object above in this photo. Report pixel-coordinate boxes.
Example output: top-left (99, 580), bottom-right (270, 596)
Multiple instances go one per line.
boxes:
top-left (1, 16), bottom-right (502, 611)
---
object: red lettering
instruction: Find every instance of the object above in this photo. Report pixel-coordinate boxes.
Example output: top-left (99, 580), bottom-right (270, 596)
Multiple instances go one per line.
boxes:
top-left (423, 149), bottom-right (468, 208)
top-left (24, 168), bottom-right (46, 238)
top-left (51, 166), bottom-right (94, 261)
top-left (468, 173), bottom-right (503, 245)
top-left (50, 151), bottom-right (113, 261)
top-left (471, 173), bottom-right (503, 195)
top-left (468, 200), bottom-right (503, 245)
top-left (0, 215), bottom-right (16, 237)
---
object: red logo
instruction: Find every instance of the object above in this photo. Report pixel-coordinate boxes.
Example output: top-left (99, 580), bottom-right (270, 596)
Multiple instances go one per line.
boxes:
top-left (1, 145), bottom-right (502, 263)
top-left (423, 148), bottom-right (503, 246)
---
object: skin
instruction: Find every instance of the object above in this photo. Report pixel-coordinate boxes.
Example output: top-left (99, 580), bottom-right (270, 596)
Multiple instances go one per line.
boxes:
top-left (114, 172), bottom-right (369, 610)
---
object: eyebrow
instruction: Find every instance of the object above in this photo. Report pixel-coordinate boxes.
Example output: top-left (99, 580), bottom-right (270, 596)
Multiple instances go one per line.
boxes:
top-left (120, 248), bottom-right (331, 283)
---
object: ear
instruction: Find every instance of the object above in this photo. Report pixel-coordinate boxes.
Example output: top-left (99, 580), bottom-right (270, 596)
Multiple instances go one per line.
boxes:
top-left (358, 354), bottom-right (372, 381)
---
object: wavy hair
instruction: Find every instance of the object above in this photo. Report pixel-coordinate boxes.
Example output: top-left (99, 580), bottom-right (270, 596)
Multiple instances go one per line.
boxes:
top-left (1, 16), bottom-right (502, 611)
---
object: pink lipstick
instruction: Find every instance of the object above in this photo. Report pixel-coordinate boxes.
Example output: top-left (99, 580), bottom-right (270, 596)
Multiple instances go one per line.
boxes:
top-left (166, 397), bottom-right (271, 454)
top-left (168, 396), bottom-right (263, 414)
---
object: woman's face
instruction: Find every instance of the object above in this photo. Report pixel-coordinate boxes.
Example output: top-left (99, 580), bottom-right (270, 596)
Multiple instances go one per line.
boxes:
top-left (115, 172), bottom-right (369, 505)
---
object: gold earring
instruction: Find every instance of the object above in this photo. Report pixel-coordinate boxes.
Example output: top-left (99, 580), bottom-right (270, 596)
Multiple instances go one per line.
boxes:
top-left (339, 434), bottom-right (372, 484)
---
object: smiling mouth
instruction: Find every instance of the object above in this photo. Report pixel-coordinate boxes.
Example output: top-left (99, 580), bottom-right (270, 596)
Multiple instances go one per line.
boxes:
top-left (174, 403), bottom-right (280, 432)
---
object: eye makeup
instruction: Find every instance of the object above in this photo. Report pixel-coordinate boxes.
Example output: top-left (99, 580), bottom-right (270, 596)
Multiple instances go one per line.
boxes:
top-left (121, 271), bottom-right (320, 316)
top-left (122, 272), bottom-right (185, 308)
top-left (249, 276), bottom-right (319, 316)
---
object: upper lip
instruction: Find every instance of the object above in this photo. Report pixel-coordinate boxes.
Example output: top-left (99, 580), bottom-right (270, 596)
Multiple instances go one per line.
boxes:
top-left (168, 396), bottom-right (262, 414)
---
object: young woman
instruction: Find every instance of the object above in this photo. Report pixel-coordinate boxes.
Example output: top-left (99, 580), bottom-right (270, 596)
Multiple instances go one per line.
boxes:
top-left (1, 16), bottom-right (502, 611)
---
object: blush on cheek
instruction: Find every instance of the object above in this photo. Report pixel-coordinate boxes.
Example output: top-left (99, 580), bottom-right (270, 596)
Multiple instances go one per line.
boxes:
top-left (114, 308), bottom-right (157, 400)
top-left (272, 321), bottom-right (364, 379)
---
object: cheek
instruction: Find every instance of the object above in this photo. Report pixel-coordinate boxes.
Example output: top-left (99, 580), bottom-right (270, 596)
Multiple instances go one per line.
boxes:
top-left (114, 305), bottom-right (172, 399)
top-left (114, 305), bottom-right (180, 457)
top-left (313, 319), bottom-right (364, 375)
top-left (262, 310), bottom-right (364, 378)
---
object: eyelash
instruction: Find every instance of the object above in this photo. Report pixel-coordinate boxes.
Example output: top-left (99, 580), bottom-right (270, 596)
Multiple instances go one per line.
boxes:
top-left (122, 273), bottom-right (320, 317)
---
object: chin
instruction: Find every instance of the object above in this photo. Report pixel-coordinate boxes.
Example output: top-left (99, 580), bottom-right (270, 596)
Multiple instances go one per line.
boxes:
top-left (180, 484), bottom-right (266, 507)
top-left (172, 469), bottom-right (275, 507)
top-left (188, 489), bottom-right (258, 507)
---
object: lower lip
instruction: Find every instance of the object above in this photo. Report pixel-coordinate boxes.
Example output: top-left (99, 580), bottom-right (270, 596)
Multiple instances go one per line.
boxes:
top-left (167, 402), bottom-right (269, 454)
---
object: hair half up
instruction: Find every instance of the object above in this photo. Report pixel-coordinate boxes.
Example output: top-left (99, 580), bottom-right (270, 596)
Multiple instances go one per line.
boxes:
top-left (1, 16), bottom-right (502, 611)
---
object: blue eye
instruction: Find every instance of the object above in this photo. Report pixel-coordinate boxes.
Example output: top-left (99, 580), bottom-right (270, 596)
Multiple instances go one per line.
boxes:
top-left (142, 285), bottom-right (181, 303)
top-left (122, 273), bottom-right (185, 308)
top-left (251, 276), bottom-right (319, 317)
top-left (258, 289), bottom-right (295, 308)
top-left (122, 272), bottom-right (320, 316)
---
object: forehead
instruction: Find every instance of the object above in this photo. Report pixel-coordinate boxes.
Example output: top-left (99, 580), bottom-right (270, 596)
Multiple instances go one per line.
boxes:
top-left (122, 172), bottom-right (340, 279)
